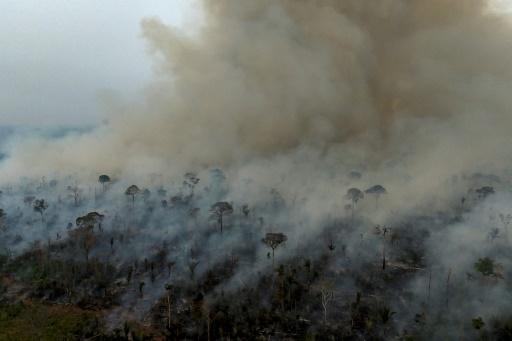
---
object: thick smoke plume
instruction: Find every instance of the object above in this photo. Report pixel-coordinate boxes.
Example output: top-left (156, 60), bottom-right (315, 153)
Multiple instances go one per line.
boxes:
top-left (2, 0), bottom-right (511, 190)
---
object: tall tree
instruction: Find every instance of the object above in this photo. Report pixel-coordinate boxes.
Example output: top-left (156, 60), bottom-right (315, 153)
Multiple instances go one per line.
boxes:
top-left (346, 188), bottom-right (364, 219)
top-left (67, 185), bottom-right (82, 206)
top-left (33, 199), bottom-right (49, 222)
top-left (210, 202), bottom-right (233, 234)
top-left (98, 174), bottom-right (111, 192)
top-left (76, 212), bottom-right (105, 232)
top-left (316, 280), bottom-right (335, 324)
top-left (365, 185), bottom-right (387, 209)
top-left (125, 185), bottom-right (140, 205)
top-left (0, 208), bottom-right (6, 231)
top-left (262, 232), bottom-right (287, 266)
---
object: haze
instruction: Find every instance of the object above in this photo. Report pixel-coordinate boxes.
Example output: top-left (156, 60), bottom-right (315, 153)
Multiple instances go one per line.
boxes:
top-left (0, 0), bottom-right (197, 126)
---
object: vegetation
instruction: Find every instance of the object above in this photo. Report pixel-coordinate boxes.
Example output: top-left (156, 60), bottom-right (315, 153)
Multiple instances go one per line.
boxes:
top-left (0, 170), bottom-right (510, 340)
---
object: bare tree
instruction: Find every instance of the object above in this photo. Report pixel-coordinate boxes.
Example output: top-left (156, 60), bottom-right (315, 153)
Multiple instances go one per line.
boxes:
top-left (210, 202), bottom-right (233, 234)
top-left (374, 225), bottom-right (391, 270)
top-left (316, 280), bottom-right (335, 324)
top-left (262, 232), bottom-right (287, 266)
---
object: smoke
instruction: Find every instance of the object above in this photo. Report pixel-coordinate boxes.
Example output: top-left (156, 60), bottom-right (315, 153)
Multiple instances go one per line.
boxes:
top-left (0, 0), bottom-right (510, 190)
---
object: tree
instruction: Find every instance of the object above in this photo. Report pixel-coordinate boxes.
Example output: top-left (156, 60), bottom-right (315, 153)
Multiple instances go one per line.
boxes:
top-left (374, 225), bottom-right (391, 270)
top-left (262, 232), bottom-right (287, 266)
top-left (69, 224), bottom-right (97, 263)
top-left (210, 202), bottom-right (233, 234)
top-left (0, 208), bottom-right (5, 231)
top-left (125, 185), bottom-right (140, 205)
top-left (474, 257), bottom-right (499, 277)
top-left (67, 185), bottom-right (82, 206)
top-left (98, 174), bottom-right (111, 192)
top-left (202, 301), bottom-right (218, 341)
top-left (183, 172), bottom-right (200, 195)
top-left (241, 204), bottom-right (250, 217)
top-left (327, 239), bottom-right (335, 252)
top-left (23, 195), bottom-right (36, 206)
top-left (165, 284), bottom-right (173, 329)
top-left (499, 213), bottom-right (511, 243)
top-left (142, 188), bottom-right (151, 202)
top-left (346, 188), bottom-right (364, 219)
top-left (316, 280), bottom-right (335, 324)
top-left (208, 168), bottom-right (227, 198)
top-left (157, 187), bottom-right (167, 197)
top-left (472, 317), bottom-right (485, 330)
top-left (33, 199), bottom-right (48, 221)
top-left (139, 281), bottom-right (145, 298)
top-left (377, 305), bottom-right (395, 325)
top-left (476, 186), bottom-right (495, 199)
top-left (76, 212), bottom-right (105, 232)
top-left (82, 231), bottom-right (97, 263)
top-left (364, 185), bottom-right (387, 209)
top-left (188, 260), bottom-right (200, 280)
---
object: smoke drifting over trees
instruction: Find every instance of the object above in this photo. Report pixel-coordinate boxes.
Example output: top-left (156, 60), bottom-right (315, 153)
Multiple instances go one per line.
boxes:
top-left (1, 0), bottom-right (512, 339)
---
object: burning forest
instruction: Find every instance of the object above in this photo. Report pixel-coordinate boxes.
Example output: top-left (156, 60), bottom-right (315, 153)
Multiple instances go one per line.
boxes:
top-left (1, 0), bottom-right (512, 340)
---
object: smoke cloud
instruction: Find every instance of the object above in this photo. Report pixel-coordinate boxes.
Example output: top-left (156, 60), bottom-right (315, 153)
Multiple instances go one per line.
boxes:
top-left (1, 0), bottom-right (511, 191)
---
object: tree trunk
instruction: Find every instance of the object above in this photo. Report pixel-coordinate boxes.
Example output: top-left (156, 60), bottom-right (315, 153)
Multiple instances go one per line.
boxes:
top-left (167, 292), bottom-right (171, 329)
top-left (207, 317), bottom-right (211, 341)
top-left (427, 269), bottom-right (432, 303)
top-left (382, 242), bottom-right (386, 270)
top-left (220, 214), bottom-right (223, 234)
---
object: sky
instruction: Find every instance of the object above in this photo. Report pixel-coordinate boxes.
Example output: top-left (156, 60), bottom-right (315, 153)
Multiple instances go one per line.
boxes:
top-left (0, 0), bottom-right (198, 126)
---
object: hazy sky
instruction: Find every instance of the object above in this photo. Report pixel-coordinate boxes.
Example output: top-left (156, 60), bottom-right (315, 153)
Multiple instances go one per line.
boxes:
top-left (0, 0), bottom-right (197, 126)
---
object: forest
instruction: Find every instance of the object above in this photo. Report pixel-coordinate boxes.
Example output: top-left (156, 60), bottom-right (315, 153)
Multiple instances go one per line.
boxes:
top-left (0, 169), bottom-right (511, 340)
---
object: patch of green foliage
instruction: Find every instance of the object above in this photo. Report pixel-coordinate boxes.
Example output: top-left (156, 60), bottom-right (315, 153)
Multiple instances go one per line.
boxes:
top-left (474, 257), bottom-right (495, 276)
top-left (0, 301), bottom-right (103, 341)
top-left (472, 316), bottom-right (485, 330)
